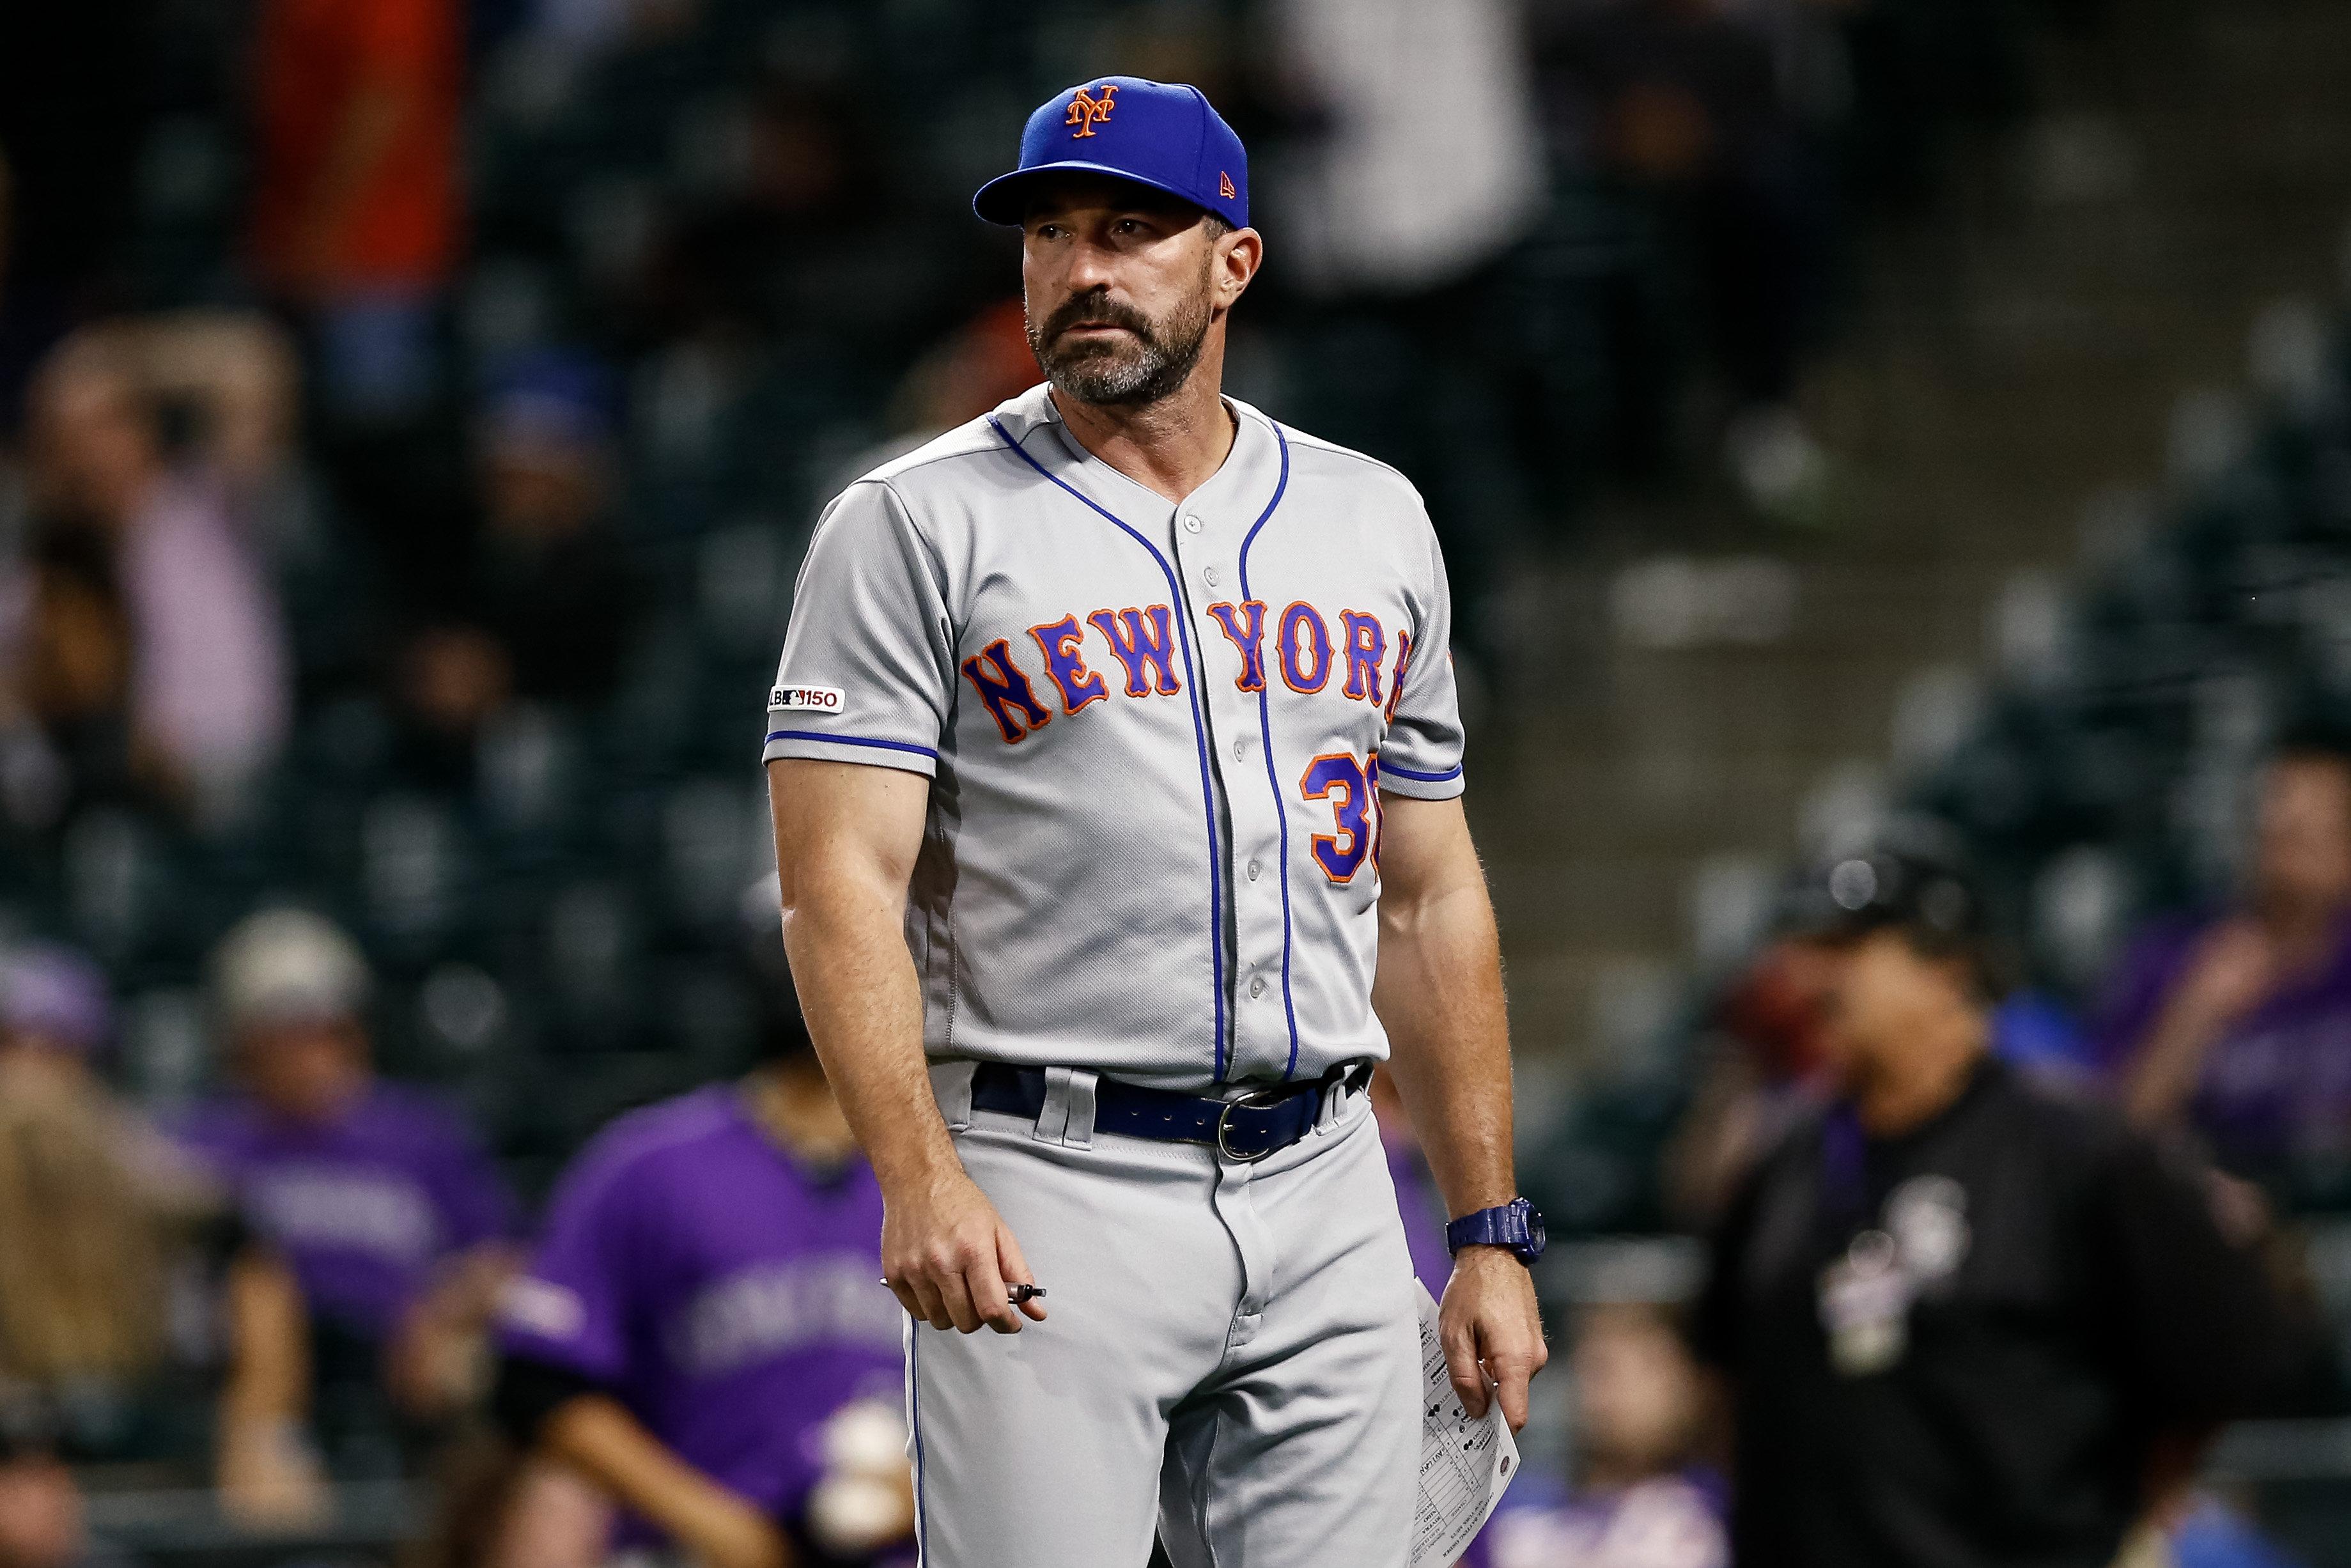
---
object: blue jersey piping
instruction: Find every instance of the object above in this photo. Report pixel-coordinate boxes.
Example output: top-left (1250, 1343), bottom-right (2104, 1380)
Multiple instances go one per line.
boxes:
top-left (987, 415), bottom-right (1232, 1080)
top-left (764, 729), bottom-right (940, 759)
top-left (1379, 759), bottom-right (1464, 783)
top-left (1235, 423), bottom-right (1302, 1079)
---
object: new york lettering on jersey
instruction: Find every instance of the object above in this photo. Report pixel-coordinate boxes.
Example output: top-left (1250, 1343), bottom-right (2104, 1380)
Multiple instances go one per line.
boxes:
top-left (764, 385), bottom-right (1466, 1092)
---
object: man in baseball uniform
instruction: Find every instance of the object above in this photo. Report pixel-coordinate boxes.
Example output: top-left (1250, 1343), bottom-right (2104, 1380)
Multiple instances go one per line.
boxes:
top-left (764, 77), bottom-right (1547, 1567)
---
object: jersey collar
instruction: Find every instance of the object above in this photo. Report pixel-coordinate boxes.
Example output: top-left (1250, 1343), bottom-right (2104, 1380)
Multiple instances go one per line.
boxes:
top-left (995, 382), bottom-right (1284, 528)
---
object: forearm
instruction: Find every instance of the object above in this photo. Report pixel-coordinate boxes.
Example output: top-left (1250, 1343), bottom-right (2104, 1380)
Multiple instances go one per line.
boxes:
top-left (221, 1252), bottom-right (309, 1429)
top-left (777, 872), bottom-right (956, 1188)
top-left (1374, 871), bottom-right (1516, 1218)
top-left (769, 757), bottom-right (1037, 1335)
top-left (216, 1250), bottom-right (327, 1522)
top-left (541, 1395), bottom-right (775, 1557)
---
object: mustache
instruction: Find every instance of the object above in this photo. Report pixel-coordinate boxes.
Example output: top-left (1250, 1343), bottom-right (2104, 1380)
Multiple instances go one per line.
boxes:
top-left (1037, 291), bottom-right (1160, 348)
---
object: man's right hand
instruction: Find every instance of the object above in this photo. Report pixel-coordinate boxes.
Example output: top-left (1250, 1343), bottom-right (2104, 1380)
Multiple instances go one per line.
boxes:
top-left (881, 1165), bottom-right (1048, 1335)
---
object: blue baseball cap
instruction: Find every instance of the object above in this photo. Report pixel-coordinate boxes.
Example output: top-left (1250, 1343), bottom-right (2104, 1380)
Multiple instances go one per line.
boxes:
top-left (974, 77), bottom-right (1248, 231)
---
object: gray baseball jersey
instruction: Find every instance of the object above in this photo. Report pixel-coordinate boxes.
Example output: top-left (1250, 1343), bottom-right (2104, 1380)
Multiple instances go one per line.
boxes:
top-left (763, 383), bottom-right (1466, 1092)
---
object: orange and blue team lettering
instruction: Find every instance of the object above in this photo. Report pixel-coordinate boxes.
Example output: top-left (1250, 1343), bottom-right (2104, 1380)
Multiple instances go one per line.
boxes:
top-left (960, 639), bottom-right (1055, 742)
top-left (956, 603), bottom-right (1410, 883)
top-left (1088, 605), bottom-right (1184, 697)
top-left (1207, 602), bottom-right (1268, 691)
top-left (1277, 602), bottom-right (1333, 693)
top-left (960, 602), bottom-right (1403, 740)
top-left (1028, 615), bottom-right (1109, 715)
top-left (1340, 611), bottom-right (1386, 705)
top-left (1383, 632), bottom-right (1412, 722)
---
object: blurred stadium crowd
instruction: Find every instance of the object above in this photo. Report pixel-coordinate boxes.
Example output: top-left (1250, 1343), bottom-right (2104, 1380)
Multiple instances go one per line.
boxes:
top-left (9, 0), bottom-right (2351, 1564)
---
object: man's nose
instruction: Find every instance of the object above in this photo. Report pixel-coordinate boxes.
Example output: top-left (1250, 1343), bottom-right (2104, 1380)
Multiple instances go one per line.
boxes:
top-left (1062, 239), bottom-right (1126, 293)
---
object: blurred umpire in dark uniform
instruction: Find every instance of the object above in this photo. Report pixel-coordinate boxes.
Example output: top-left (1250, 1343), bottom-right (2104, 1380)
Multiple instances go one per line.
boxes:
top-left (1696, 831), bottom-right (2312, 1568)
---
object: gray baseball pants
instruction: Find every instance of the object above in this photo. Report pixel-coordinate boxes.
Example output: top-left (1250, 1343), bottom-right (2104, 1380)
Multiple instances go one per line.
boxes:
top-left (904, 1063), bottom-right (1421, 1568)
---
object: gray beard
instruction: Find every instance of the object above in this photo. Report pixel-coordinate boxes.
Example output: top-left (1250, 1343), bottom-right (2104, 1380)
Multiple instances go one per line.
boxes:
top-left (1032, 297), bottom-right (1212, 409)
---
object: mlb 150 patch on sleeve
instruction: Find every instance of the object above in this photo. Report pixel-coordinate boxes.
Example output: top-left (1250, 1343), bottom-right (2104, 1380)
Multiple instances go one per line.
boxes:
top-left (770, 685), bottom-right (848, 714)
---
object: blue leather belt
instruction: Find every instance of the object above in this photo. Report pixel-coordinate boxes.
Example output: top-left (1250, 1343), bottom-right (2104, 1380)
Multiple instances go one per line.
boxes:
top-left (968, 1061), bottom-right (1372, 1161)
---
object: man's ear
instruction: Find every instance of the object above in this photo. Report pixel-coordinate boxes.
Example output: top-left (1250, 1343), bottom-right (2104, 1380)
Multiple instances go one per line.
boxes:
top-left (1216, 227), bottom-right (1263, 307)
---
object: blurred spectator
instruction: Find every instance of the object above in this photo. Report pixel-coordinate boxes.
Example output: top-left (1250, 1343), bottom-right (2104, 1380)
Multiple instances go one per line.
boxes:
top-left (2101, 729), bottom-right (2351, 1198)
top-left (1269, 0), bottom-right (1543, 299)
top-left (247, 0), bottom-right (469, 616)
top-left (176, 910), bottom-right (521, 1440)
top-left (1487, 1305), bottom-right (1726, 1568)
top-left (1532, 0), bottom-right (1837, 508)
top-left (0, 942), bottom-right (323, 1526)
top-left (393, 352), bottom-right (635, 783)
top-left (1264, 0), bottom-right (1545, 644)
top-left (491, 951), bottom-right (910, 1568)
top-left (247, 0), bottom-right (462, 427)
top-left (0, 944), bottom-right (172, 1404)
top-left (9, 319), bottom-right (296, 821)
top-left (1698, 840), bottom-right (2309, 1567)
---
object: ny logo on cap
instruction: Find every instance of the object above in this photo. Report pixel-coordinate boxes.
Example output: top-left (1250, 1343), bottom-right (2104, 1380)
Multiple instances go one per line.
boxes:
top-left (1066, 83), bottom-right (1119, 138)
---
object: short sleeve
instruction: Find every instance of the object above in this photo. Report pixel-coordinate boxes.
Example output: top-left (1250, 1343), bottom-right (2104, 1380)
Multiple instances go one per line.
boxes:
top-left (1377, 516), bottom-right (1466, 800)
top-left (763, 480), bottom-right (955, 777)
top-left (495, 1149), bottom-right (642, 1386)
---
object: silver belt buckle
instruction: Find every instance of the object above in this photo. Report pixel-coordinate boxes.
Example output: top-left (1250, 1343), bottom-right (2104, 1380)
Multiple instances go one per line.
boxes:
top-left (1215, 1083), bottom-right (1296, 1161)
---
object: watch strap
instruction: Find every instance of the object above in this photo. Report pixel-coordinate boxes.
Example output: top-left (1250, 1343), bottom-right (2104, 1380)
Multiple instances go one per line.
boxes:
top-left (1445, 1197), bottom-right (1541, 1261)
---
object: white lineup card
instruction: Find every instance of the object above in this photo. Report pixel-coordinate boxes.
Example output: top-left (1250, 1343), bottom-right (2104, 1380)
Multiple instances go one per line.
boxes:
top-left (1411, 1280), bottom-right (1520, 1567)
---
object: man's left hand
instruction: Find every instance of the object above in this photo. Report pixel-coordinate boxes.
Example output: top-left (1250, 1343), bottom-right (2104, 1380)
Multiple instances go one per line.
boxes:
top-left (1437, 1246), bottom-right (1548, 1431)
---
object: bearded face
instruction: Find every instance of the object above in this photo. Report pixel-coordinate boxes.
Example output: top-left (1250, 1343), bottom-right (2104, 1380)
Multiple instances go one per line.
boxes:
top-left (1024, 254), bottom-right (1214, 408)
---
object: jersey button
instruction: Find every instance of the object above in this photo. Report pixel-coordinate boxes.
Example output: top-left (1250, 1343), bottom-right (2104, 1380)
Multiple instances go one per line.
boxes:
top-left (1232, 739), bottom-right (1248, 761)
top-left (1182, 515), bottom-right (1203, 534)
top-left (1249, 976), bottom-right (1266, 998)
top-left (1204, 566), bottom-right (1221, 587)
top-left (1247, 859), bottom-right (1262, 881)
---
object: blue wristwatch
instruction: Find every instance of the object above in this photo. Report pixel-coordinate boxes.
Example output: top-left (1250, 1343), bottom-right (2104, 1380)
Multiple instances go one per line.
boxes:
top-left (1445, 1198), bottom-right (1546, 1266)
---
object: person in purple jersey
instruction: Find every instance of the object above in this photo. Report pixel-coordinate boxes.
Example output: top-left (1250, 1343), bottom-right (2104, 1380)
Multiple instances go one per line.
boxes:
top-left (175, 908), bottom-right (521, 1425)
top-left (2097, 726), bottom-right (2351, 1197)
top-left (492, 924), bottom-right (913, 1568)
